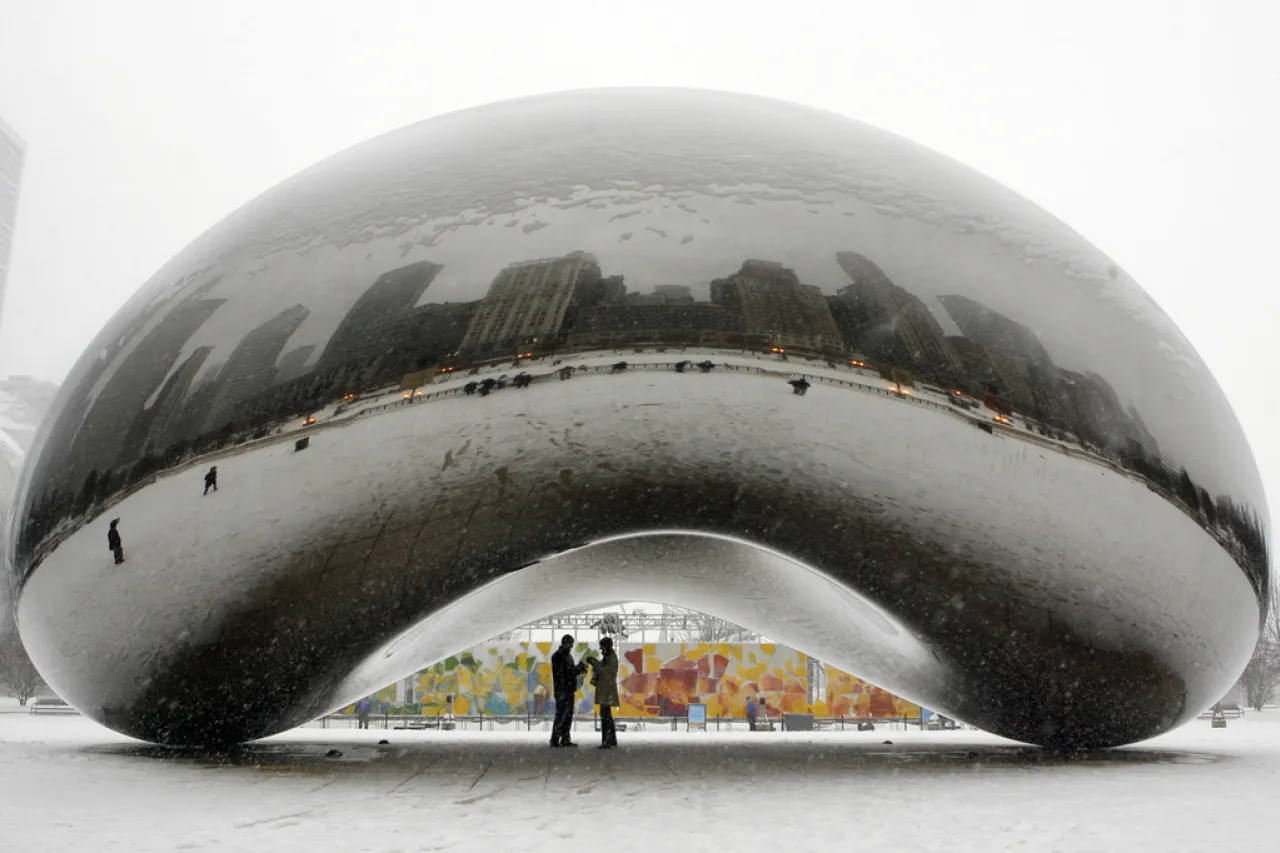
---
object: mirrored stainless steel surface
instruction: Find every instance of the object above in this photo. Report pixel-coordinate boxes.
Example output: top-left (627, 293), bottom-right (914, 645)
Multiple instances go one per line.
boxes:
top-left (6, 88), bottom-right (1270, 747)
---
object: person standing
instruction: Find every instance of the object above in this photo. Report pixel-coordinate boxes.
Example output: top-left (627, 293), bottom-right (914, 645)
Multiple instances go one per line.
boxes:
top-left (203, 466), bottom-right (218, 495)
top-left (355, 696), bottom-right (372, 729)
top-left (550, 634), bottom-right (586, 747)
top-left (587, 636), bottom-right (620, 749)
top-left (746, 694), bottom-right (759, 731)
top-left (107, 518), bottom-right (124, 564)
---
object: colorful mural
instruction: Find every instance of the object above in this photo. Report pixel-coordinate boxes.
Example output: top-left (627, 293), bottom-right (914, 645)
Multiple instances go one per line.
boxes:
top-left (617, 642), bottom-right (809, 718)
top-left (342, 641), bottom-right (921, 720)
top-left (823, 666), bottom-right (921, 719)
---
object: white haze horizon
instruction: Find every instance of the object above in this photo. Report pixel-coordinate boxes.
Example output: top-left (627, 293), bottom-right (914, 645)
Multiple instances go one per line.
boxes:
top-left (0, 0), bottom-right (1277, 530)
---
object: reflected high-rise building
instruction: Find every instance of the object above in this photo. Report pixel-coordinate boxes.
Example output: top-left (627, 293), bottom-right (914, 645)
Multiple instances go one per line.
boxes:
top-left (938, 292), bottom-right (1059, 417)
top-left (274, 345), bottom-right (316, 385)
top-left (937, 294), bottom-right (1054, 371)
top-left (58, 295), bottom-right (225, 494)
top-left (461, 252), bottom-right (603, 354)
top-left (202, 305), bottom-right (310, 435)
top-left (319, 262), bottom-right (442, 370)
top-left (1056, 369), bottom-right (1147, 454)
top-left (834, 252), bottom-right (958, 376)
top-left (144, 346), bottom-right (214, 456)
top-left (710, 260), bottom-right (840, 353)
top-left (0, 116), bottom-right (24, 333)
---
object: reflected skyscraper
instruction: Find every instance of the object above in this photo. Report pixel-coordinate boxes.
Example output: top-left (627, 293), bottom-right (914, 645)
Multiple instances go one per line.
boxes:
top-left (58, 295), bottom-right (225, 496)
top-left (834, 252), bottom-right (958, 376)
top-left (461, 252), bottom-right (603, 354)
top-left (318, 262), bottom-right (442, 370)
top-left (201, 305), bottom-right (310, 435)
top-left (710, 260), bottom-right (840, 353)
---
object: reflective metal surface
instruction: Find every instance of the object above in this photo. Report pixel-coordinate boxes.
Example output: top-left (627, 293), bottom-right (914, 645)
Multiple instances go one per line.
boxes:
top-left (6, 88), bottom-right (1270, 747)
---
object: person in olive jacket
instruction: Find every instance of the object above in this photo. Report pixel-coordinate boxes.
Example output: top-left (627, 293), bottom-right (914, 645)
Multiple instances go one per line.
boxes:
top-left (586, 636), bottom-right (620, 748)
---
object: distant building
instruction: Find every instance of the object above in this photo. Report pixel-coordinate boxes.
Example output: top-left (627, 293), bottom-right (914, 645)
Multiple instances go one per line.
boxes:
top-left (568, 301), bottom-right (745, 349)
top-left (0, 374), bottom-right (58, 453)
top-left (0, 116), bottom-right (24, 333)
top-left (710, 260), bottom-right (840, 353)
top-left (624, 285), bottom-right (695, 306)
top-left (460, 252), bottom-right (604, 354)
top-left (653, 284), bottom-right (692, 301)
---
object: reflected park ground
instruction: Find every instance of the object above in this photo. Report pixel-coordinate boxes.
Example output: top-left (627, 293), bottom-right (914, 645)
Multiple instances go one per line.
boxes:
top-left (4, 709), bottom-right (1276, 852)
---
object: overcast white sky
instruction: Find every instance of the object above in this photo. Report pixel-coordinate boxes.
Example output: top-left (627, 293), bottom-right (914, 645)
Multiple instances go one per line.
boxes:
top-left (0, 0), bottom-right (1278, 523)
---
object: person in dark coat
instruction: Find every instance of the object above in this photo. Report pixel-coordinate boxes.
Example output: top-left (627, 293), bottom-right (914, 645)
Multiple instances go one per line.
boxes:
top-left (586, 636), bottom-right (620, 748)
top-left (107, 518), bottom-right (124, 564)
top-left (550, 634), bottom-right (586, 747)
top-left (203, 465), bottom-right (218, 495)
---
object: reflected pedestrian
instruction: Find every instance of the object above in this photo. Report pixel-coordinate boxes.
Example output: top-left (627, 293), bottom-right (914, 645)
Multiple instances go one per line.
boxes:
top-left (356, 696), bottom-right (372, 729)
top-left (107, 518), bottom-right (124, 564)
top-left (587, 636), bottom-right (620, 749)
top-left (550, 634), bottom-right (587, 748)
top-left (203, 465), bottom-right (218, 495)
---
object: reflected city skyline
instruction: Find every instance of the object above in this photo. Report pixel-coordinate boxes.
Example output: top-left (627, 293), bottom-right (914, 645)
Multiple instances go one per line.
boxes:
top-left (12, 244), bottom-right (1269, 603)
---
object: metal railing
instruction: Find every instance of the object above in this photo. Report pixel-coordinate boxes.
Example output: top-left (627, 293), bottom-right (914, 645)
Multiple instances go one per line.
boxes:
top-left (314, 711), bottom-right (935, 733)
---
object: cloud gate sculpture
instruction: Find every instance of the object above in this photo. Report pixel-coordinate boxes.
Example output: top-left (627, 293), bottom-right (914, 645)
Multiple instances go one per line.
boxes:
top-left (6, 89), bottom-right (1270, 748)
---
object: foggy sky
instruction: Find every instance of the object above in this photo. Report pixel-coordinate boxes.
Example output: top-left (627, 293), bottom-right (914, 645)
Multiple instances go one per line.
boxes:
top-left (0, 0), bottom-right (1277, 526)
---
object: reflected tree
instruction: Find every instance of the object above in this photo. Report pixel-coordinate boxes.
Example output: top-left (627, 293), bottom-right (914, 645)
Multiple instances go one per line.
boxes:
top-left (0, 630), bottom-right (42, 706)
top-left (1238, 600), bottom-right (1280, 712)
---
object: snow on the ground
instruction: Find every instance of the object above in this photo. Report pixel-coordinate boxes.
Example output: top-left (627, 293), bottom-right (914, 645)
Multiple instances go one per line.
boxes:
top-left (1, 700), bottom-right (1277, 852)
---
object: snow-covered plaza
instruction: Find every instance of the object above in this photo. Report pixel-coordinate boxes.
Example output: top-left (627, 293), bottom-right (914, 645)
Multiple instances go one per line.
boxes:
top-left (2, 702), bottom-right (1277, 852)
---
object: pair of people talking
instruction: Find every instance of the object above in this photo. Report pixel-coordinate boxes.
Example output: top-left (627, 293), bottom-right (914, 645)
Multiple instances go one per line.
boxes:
top-left (549, 634), bottom-right (619, 749)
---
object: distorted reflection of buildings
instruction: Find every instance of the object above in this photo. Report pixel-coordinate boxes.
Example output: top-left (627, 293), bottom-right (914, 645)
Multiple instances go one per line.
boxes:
top-left (201, 305), bottom-right (311, 437)
top-left (832, 252), bottom-right (959, 381)
top-left (710, 260), bottom-right (842, 354)
top-left (317, 261), bottom-right (443, 370)
top-left (460, 252), bottom-right (607, 354)
top-left (13, 247), bottom-right (1268, 603)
